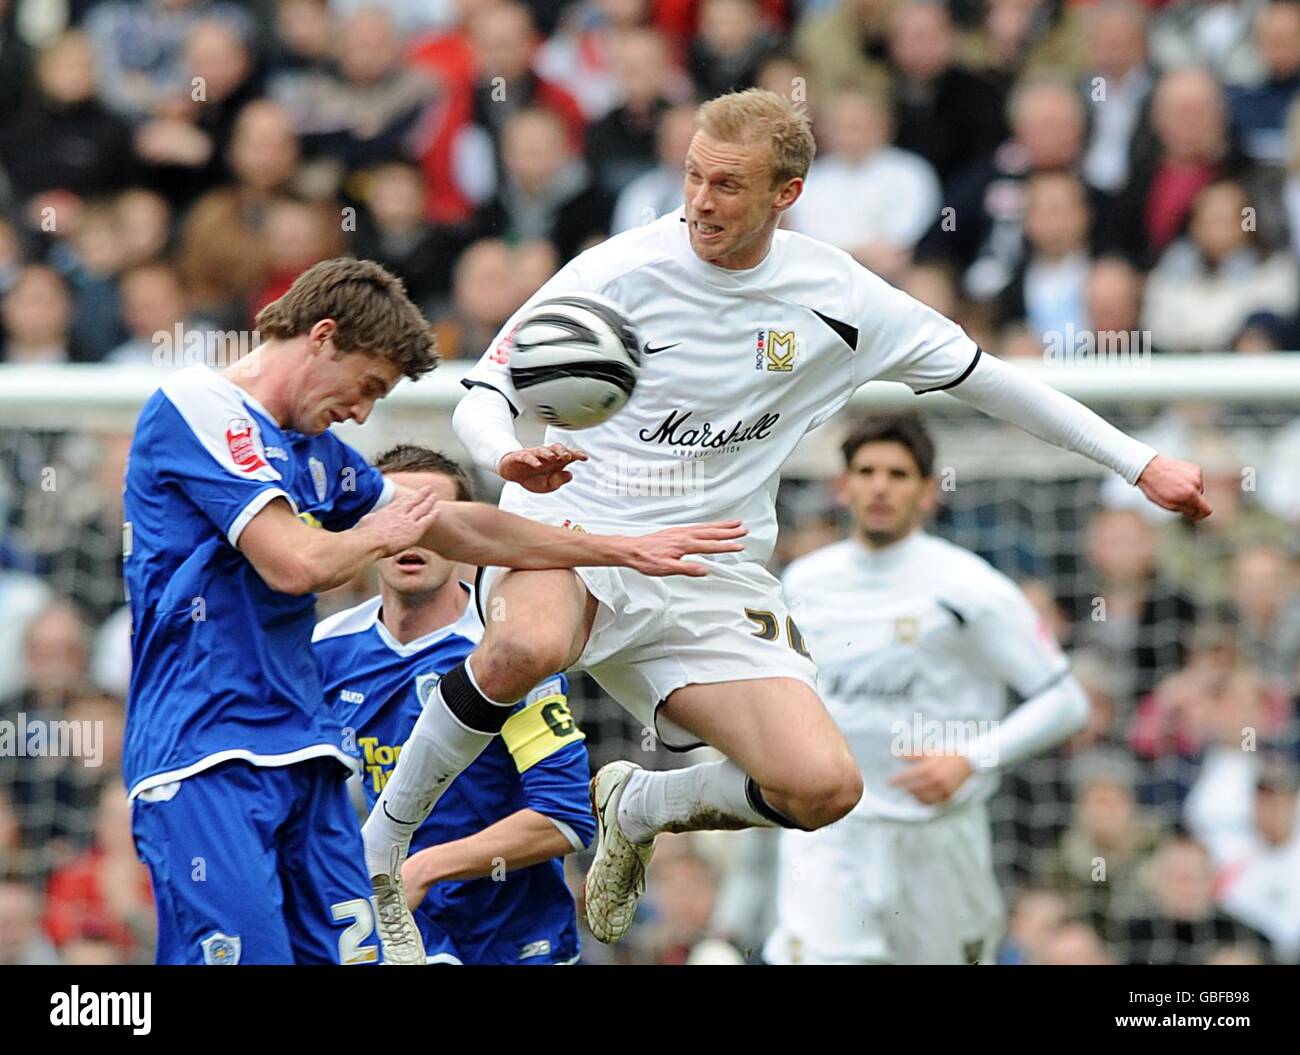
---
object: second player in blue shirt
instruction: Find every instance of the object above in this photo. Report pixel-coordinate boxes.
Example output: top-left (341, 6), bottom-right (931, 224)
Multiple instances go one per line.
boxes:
top-left (313, 445), bottom-right (595, 965)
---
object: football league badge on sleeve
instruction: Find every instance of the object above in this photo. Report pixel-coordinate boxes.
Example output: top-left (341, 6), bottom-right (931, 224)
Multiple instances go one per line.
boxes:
top-left (894, 616), bottom-right (919, 644)
top-left (226, 418), bottom-right (266, 472)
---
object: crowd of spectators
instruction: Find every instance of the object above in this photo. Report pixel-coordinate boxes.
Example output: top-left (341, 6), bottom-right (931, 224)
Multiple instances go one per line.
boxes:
top-left (4, 0), bottom-right (1300, 363)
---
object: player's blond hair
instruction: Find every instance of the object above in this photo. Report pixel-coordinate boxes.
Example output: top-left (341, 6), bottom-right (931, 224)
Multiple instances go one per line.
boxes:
top-left (694, 88), bottom-right (816, 187)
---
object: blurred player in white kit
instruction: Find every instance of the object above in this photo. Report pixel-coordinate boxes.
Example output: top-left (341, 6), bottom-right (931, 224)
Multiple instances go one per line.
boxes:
top-left (362, 87), bottom-right (1211, 959)
top-left (765, 414), bottom-right (1089, 965)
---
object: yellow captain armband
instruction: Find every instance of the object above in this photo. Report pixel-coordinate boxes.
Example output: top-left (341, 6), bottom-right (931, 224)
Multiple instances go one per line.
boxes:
top-left (297, 510), bottom-right (323, 530)
top-left (501, 693), bottom-right (585, 773)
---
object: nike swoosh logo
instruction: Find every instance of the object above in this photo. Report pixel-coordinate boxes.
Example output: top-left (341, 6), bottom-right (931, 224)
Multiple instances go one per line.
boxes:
top-left (643, 342), bottom-right (681, 355)
top-left (382, 802), bottom-right (419, 827)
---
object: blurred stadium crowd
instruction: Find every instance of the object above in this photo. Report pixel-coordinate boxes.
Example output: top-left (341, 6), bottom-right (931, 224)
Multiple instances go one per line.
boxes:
top-left (0, 0), bottom-right (1299, 966)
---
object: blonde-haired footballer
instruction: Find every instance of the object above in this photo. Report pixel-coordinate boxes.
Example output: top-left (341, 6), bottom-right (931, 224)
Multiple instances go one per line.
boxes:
top-left (360, 88), bottom-right (1211, 959)
top-left (766, 414), bottom-right (1088, 965)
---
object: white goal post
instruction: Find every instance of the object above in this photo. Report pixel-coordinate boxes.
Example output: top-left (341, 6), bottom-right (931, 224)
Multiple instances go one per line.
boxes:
top-left (2, 355), bottom-right (1299, 471)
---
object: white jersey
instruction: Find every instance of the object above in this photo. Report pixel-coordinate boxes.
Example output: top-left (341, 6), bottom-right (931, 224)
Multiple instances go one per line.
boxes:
top-left (462, 208), bottom-right (980, 563)
top-left (782, 532), bottom-right (1070, 821)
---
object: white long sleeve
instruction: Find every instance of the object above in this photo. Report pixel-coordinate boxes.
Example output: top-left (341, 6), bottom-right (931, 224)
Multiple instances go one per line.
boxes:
top-left (966, 671), bottom-right (1089, 772)
top-left (452, 384), bottom-right (523, 475)
top-left (955, 579), bottom-right (1091, 772)
top-left (947, 352), bottom-right (1158, 485)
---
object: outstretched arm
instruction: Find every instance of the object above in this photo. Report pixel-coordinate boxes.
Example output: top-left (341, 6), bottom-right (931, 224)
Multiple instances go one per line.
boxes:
top-left (238, 487), bottom-right (441, 595)
top-left (945, 353), bottom-right (1211, 519)
top-left (424, 389), bottom-right (750, 574)
top-left (853, 262), bottom-right (1211, 519)
top-left (453, 384), bottom-right (588, 493)
top-left (417, 498), bottom-right (745, 577)
top-left (400, 809), bottom-right (573, 905)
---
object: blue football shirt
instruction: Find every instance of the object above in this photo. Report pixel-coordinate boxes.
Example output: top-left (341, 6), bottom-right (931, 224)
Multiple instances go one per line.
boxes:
top-left (313, 587), bottom-right (595, 965)
top-left (123, 365), bottom-right (392, 799)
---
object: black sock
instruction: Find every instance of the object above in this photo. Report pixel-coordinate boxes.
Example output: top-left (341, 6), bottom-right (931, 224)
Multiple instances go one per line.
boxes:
top-left (439, 661), bottom-right (514, 734)
top-left (745, 775), bottom-right (813, 831)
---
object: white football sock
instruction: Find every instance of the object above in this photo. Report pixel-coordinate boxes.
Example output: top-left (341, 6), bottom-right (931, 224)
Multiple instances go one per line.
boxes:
top-left (361, 662), bottom-right (510, 877)
top-left (616, 759), bottom-right (774, 845)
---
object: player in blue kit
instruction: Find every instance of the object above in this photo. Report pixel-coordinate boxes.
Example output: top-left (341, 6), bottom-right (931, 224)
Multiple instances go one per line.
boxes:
top-left (122, 258), bottom-right (745, 965)
top-left (314, 445), bottom-right (594, 965)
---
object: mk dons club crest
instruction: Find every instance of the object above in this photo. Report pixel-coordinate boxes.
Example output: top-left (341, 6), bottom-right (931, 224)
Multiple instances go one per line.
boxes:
top-left (755, 329), bottom-right (797, 372)
top-left (894, 616), bottom-right (919, 644)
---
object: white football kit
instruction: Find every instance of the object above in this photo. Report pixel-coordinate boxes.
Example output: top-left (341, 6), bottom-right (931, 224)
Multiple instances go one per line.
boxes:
top-left (458, 207), bottom-right (1149, 748)
top-left (763, 533), bottom-right (1088, 964)
top-left (462, 208), bottom-right (965, 744)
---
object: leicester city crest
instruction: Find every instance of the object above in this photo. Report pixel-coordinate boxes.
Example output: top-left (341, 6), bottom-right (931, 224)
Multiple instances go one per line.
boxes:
top-left (416, 673), bottom-right (441, 707)
top-left (309, 457), bottom-right (328, 503)
top-left (201, 932), bottom-right (242, 965)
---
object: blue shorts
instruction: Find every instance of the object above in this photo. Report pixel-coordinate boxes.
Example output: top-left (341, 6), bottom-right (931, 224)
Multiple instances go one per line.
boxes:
top-left (411, 869), bottom-right (581, 965)
top-left (131, 757), bottom-right (382, 965)
top-left (416, 917), bottom-right (579, 966)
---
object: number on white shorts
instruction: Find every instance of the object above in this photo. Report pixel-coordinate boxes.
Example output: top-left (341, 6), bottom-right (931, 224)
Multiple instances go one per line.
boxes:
top-left (743, 608), bottom-right (812, 659)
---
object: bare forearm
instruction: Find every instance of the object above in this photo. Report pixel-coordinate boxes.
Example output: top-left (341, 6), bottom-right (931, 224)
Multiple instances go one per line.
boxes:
top-left (421, 501), bottom-right (627, 569)
top-left (407, 810), bottom-right (575, 885)
top-left (239, 500), bottom-right (390, 596)
top-left (298, 523), bottom-right (388, 593)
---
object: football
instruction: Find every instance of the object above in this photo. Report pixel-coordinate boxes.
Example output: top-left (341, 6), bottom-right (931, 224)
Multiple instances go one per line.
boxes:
top-left (506, 292), bottom-right (642, 429)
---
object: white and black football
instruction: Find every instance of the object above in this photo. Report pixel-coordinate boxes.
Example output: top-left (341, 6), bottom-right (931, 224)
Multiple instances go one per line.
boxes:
top-left (506, 293), bottom-right (642, 429)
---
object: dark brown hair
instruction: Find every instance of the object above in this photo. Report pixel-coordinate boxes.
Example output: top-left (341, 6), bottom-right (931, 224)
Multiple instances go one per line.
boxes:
top-left (373, 444), bottom-right (474, 501)
top-left (255, 257), bottom-right (438, 380)
top-left (840, 413), bottom-right (936, 477)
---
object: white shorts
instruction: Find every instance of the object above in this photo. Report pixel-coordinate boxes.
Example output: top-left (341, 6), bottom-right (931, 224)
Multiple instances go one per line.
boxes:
top-left (764, 800), bottom-right (1005, 965)
top-left (477, 557), bottom-right (818, 750)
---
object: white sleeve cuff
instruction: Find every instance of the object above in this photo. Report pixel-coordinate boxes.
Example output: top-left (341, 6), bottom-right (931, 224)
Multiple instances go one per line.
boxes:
top-left (544, 816), bottom-right (587, 852)
top-left (453, 384), bottom-right (524, 475)
top-left (228, 488), bottom-right (295, 547)
top-left (371, 476), bottom-right (397, 512)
